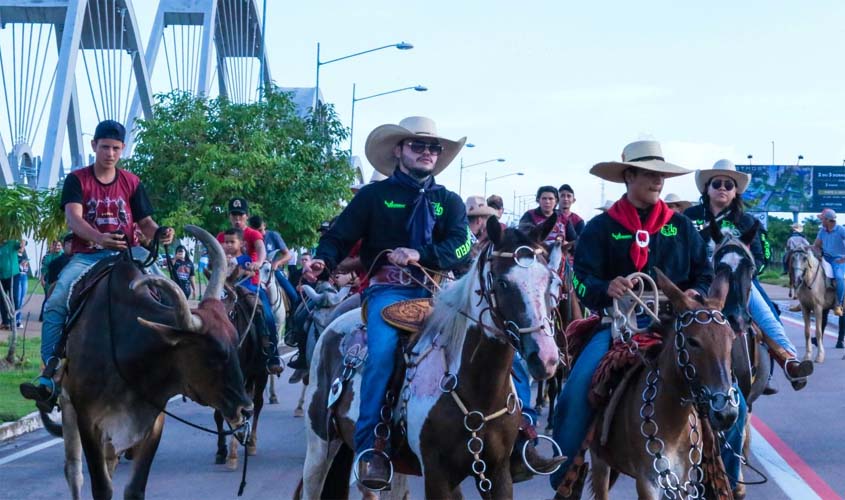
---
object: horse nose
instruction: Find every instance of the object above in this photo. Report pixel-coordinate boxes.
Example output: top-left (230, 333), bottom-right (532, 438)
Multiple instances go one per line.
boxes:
top-left (709, 405), bottom-right (738, 432)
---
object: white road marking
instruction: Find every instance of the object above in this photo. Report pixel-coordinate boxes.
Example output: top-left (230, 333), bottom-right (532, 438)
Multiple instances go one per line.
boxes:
top-left (0, 438), bottom-right (62, 466)
top-left (750, 426), bottom-right (822, 500)
top-left (780, 315), bottom-right (838, 339)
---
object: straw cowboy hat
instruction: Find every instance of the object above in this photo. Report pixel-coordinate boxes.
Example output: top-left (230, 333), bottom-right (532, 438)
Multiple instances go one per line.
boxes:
top-left (365, 116), bottom-right (467, 177)
top-left (596, 200), bottom-right (615, 212)
top-left (695, 159), bottom-right (750, 194)
top-left (465, 195), bottom-right (498, 217)
top-left (663, 193), bottom-right (692, 210)
top-left (591, 140), bottom-right (690, 183)
top-left (791, 222), bottom-right (804, 232)
top-left (352, 170), bottom-right (389, 191)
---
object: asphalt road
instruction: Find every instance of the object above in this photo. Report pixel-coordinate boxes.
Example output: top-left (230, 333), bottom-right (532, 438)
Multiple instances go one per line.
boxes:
top-left (1, 298), bottom-right (843, 500)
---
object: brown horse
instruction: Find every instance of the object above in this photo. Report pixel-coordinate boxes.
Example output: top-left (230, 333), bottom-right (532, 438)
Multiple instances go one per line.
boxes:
top-left (791, 245), bottom-right (834, 363)
top-left (590, 270), bottom-right (737, 500)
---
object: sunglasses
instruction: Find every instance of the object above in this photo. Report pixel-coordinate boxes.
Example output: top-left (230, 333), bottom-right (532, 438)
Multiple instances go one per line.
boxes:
top-left (405, 140), bottom-right (444, 156)
top-left (709, 179), bottom-right (735, 191)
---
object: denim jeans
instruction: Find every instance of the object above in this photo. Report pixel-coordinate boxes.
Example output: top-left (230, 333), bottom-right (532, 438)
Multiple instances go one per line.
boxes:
top-left (40, 247), bottom-right (160, 364)
top-left (824, 256), bottom-right (845, 305)
top-left (273, 269), bottom-right (299, 306)
top-left (512, 351), bottom-right (537, 424)
top-left (749, 280), bottom-right (796, 356)
top-left (13, 272), bottom-right (27, 324)
top-left (354, 284), bottom-right (431, 452)
top-left (257, 288), bottom-right (278, 340)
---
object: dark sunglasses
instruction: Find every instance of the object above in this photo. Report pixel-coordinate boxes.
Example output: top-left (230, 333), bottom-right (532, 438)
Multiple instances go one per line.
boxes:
top-left (406, 140), bottom-right (443, 156)
top-left (710, 179), bottom-right (735, 191)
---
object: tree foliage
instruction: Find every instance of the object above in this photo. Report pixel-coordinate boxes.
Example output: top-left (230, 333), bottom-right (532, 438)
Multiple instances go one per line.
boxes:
top-left (124, 89), bottom-right (354, 247)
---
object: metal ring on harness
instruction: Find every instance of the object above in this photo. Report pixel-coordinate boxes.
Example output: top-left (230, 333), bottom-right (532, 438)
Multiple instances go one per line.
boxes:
top-left (439, 372), bottom-right (458, 393)
top-left (521, 435), bottom-right (564, 476)
top-left (352, 449), bottom-right (394, 492)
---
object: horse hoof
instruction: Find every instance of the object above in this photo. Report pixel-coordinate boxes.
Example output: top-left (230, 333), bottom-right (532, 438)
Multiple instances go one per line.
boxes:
top-left (225, 458), bottom-right (238, 471)
top-left (269, 396), bottom-right (279, 405)
top-left (247, 446), bottom-right (257, 456)
top-left (294, 407), bottom-right (304, 418)
top-left (215, 454), bottom-right (226, 465)
top-left (816, 355), bottom-right (825, 364)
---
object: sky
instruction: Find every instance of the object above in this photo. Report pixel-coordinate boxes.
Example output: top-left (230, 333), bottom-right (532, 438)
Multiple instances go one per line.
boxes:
top-left (5, 0), bottom-right (845, 224)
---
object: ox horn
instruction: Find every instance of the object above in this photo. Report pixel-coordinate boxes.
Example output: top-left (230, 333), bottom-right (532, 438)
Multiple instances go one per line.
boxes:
top-left (130, 275), bottom-right (204, 333)
top-left (185, 224), bottom-right (226, 300)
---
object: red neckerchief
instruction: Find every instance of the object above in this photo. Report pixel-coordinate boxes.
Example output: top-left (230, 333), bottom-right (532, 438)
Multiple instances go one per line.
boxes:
top-left (607, 196), bottom-right (675, 271)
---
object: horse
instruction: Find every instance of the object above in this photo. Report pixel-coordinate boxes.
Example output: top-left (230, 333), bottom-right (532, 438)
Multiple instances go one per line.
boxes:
top-left (257, 260), bottom-right (287, 405)
top-left (589, 269), bottom-right (738, 500)
top-left (790, 245), bottom-right (834, 363)
top-left (213, 278), bottom-right (269, 470)
top-left (297, 216), bottom-right (561, 499)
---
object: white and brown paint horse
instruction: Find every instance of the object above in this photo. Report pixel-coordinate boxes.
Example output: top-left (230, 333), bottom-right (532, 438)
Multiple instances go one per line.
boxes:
top-left (297, 217), bottom-right (561, 499)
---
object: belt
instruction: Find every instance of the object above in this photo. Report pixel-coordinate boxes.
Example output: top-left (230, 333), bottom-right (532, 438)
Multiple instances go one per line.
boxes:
top-left (370, 265), bottom-right (442, 288)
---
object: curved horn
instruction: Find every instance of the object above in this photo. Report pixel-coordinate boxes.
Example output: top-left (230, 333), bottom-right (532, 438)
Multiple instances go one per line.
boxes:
top-left (185, 224), bottom-right (226, 300)
top-left (130, 275), bottom-right (204, 333)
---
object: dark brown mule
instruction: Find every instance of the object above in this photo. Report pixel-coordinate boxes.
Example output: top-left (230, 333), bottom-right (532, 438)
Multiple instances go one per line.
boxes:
top-left (213, 280), bottom-right (269, 470)
top-left (44, 226), bottom-right (252, 500)
top-left (298, 216), bottom-right (561, 500)
top-left (590, 270), bottom-right (738, 500)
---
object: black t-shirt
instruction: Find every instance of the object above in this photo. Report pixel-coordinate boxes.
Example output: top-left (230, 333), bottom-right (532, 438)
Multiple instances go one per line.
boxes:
top-left (172, 259), bottom-right (195, 297)
top-left (45, 253), bottom-right (72, 287)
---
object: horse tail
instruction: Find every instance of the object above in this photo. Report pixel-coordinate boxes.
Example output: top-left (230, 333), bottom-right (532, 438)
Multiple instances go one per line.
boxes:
top-left (321, 442), bottom-right (353, 499)
top-left (39, 408), bottom-right (62, 437)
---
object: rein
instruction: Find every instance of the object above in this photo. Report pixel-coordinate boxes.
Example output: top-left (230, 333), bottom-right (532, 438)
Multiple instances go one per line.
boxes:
top-left (793, 249), bottom-right (823, 291)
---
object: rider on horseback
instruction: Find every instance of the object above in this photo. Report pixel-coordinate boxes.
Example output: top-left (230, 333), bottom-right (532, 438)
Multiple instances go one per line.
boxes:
top-left (685, 160), bottom-right (813, 391)
top-left (20, 120), bottom-right (175, 409)
top-left (307, 116), bottom-right (471, 489)
top-left (550, 140), bottom-right (749, 497)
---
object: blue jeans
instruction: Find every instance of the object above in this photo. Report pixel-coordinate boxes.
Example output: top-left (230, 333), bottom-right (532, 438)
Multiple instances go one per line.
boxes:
top-left (723, 390), bottom-right (748, 489)
top-left (512, 351), bottom-right (537, 424)
top-left (13, 272), bottom-right (27, 324)
top-left (273, 269), bottom-right (299, 306)
top-left (258, 288), bottom-right (278, 339)
top-left (825, 256), bottom-right (845, 305)
top-left (749, 280), bottom-right (796, 356)
top-left (354, 284), bottom-right (430, 452)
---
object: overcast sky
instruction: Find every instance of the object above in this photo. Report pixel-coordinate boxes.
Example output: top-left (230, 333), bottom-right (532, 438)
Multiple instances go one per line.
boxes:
top-left (5, 0), bottom-right (845, 223)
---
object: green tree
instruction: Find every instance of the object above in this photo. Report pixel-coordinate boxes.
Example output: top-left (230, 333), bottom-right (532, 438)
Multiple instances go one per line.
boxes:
top-left (802, 216), bottom-right (820, 241)
top-left (765, 215), bottom-right (793, 252)
top-left (124, 89), bottom-right (354, 247)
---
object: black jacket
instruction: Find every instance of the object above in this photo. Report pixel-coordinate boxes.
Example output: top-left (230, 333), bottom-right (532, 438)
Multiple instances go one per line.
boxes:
top-left (315, 179), bottom-right (471, 274)
top-left (573, 210), bottom-right (713, 312)
top-left (683, 204), bottom-right (770, 274)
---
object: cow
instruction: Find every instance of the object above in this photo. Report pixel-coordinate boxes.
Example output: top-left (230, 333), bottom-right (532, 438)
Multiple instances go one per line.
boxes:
top-left (42, 225), bottom-right (253, 500)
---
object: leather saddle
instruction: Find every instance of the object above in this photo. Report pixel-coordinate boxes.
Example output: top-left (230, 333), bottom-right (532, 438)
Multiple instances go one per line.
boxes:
top-left (65, 254), bottom-right (123, 333)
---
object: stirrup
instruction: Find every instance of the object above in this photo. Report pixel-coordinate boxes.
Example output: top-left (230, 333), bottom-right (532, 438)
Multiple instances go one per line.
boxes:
top-left (352, 448), bottom-right (394, 492)
top-left (784, 358), bottom-right (813, 382)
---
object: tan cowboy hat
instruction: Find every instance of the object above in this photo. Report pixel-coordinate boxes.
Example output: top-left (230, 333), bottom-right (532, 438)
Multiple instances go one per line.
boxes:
top-left (596, 200), bottom-right (615, 212)
top-left (791, 222), bottom-right (804, 232)
top-left (365, 116), bottom-right (467, 177)
top-left (663, 193), bottom-right (692, 210)
top-left (465, 195), bottom-right (498, 217)
top-left (352, 170), bottom-right (389, 191)
top-left (591, 140), bottom-right (690, 183)
top-left (695, 159), bottom-right (750, 194)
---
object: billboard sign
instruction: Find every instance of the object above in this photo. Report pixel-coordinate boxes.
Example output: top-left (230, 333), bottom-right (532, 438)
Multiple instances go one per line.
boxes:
top-left (737, 165), bottom-right (845, 213)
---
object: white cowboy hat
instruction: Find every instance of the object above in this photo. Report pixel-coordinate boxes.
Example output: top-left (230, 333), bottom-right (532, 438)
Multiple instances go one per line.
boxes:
top-left (791, 222), bottom-right (804, 232)
top-left (695, 159), bottom-right (750, 194)
top-left (591, 140), bottom-right (690, 183)
top-left (465, 195), bottom-right (498, 217)
top-left (663, 193), bottom-right (692, 210)
top-left (352, 170), bottom-right (389, 191)
top-left (596, 200), bottom-right (615, 212)
top-left (365, 116), bottom-right (467, 177)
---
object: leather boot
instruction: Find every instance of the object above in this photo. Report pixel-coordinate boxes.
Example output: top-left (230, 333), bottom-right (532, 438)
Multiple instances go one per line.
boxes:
top-left (262, 338), bottom-right (284, 375)
top-left (356, 452), bottom-right (392, 491)
top-left (511, 416), bottom-right (566, 483)
top-left (785, 358), bottom-right (813, 391)
top-left (19, 357), bottom-right (61, 412)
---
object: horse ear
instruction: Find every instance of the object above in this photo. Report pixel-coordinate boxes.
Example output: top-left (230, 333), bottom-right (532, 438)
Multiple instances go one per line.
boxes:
top-left (740, 219), bottom-right (760, 247)
top-left (533, 213), bottom-right (558, 243)
top-left (487, 216), bottom-right (502, 246)
top-left (547, 241), bottom-right (564, 272)
top-left (655, 268), bottom-right (694, 312)
top-left (707, 271), bottom-right (730, 310)
top-left (707, 220), bottom-right (724, 245)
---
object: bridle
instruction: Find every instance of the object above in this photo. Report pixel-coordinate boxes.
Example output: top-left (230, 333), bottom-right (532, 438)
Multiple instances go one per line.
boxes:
top-left (791, 247), bottom-right (823, 291)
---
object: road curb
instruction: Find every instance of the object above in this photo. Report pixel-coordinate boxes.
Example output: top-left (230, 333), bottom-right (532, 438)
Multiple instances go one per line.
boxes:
top-left (0, 411), bottom-right (43, 443)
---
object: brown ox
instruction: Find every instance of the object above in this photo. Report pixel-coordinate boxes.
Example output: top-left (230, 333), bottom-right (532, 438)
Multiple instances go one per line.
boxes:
top-left (43, 225), bottom-right (252, 500)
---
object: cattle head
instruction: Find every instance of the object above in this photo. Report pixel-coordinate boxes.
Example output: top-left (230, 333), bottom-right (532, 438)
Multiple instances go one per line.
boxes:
top-left (130, 225), bottom-right (252, 428)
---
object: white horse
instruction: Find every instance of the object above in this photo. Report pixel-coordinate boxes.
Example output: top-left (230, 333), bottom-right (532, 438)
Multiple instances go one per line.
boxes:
top-left (258, 261), bottom-right (287, 404)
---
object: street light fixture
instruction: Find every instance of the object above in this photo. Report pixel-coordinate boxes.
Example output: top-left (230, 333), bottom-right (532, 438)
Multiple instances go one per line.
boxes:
top-left (747, 154), bottom-right (753, 166)
top-left (349, 83), bottom-right (427, 158)
top-left (315, 41), bottom-right (414, 112)
top-left (485, 172), bottom-right (523, 197)
top-left (797, 154), bottom-right (804, 166)
top-left (459, 157), bottom-right (505, 196)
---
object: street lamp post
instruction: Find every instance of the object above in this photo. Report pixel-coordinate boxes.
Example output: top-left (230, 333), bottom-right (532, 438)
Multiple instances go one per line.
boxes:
top-left (747, 154), bottom-right (753, 166)
top-left (797, 154), bottom-right (804, 166)
top-left (459, 157), bottom-right (505, 196)
top-left (315, 41), bottom-right (413, 112)
top-left (349, 83), bottom-right (427, 158)
top-left (485, 172), bottom-right (523, 197)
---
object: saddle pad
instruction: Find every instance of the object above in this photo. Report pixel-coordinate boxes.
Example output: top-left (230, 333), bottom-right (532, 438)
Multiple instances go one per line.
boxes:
top-left (67, 254), bottom-right (122, 318)
top-left (822, 259), bottom-right (834, 279)
top-left (563, 315), bottom-right (602, 364)
top-left (381, 298), bottom-right (434, 334)
top-left (589, 333), bottom-right (663, 409)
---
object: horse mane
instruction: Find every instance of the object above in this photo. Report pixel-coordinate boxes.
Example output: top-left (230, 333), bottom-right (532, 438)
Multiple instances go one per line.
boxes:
top-left (417, 253), bottom-right (482, 374)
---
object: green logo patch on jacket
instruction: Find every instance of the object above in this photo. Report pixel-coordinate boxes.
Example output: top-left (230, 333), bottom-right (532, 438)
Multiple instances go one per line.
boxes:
top-left (572, 274), bottom-right (587, 298)
top-left (432, 202), bottom-right (444, 217)
top-left (384, 200), bottom-right (406, 209)
top-left (611, 232), bottom-right (632, 241)
top-left (660, 224), bottom-right (678, 237)
top-left (455, 227), bottom-right (472, 259)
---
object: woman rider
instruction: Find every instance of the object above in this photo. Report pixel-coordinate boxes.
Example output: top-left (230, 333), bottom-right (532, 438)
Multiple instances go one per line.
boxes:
top-left (684, 160), bottom-right (814, 391)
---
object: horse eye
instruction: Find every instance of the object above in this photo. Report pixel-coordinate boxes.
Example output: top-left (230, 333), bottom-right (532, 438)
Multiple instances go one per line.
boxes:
top-left (687, 337), bottom-right (702, 349)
